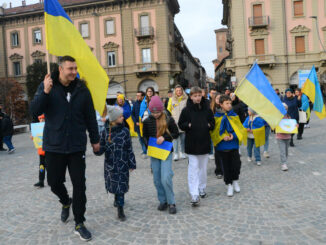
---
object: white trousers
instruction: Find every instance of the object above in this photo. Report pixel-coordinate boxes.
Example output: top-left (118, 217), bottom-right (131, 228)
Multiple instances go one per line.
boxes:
top-left (188, 154), bottom-right (208, 197)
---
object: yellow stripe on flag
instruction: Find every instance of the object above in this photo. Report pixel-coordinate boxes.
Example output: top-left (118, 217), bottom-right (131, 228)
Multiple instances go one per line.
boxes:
top-left (252, 126), bottom-right (265, 147)
top-left (147, 146), bottom-right (171, 161)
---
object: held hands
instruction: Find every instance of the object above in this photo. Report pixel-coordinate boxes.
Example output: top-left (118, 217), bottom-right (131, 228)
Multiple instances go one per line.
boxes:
top-left (92, 143), bottom-right (100, 153)
top-left (156, 136), bottom-right (165, 145)
top-left (223, 134), bottom-right (234, 141)
top-left (136, 122), bottom-right (140, 126)
top-left (43, 74), bottom-right (53, 94)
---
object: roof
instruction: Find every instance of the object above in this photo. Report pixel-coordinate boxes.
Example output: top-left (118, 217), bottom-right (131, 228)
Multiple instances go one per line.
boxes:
top-left (214, 28), bottom-right (227, 33)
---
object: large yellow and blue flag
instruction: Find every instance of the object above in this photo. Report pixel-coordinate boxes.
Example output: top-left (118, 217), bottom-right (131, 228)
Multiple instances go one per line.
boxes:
top-left (44, 0), bottom-right (109, 114)
top-left (301, 66), bottom-right (326, 119)
top-left (235, 63), bottom-right (286, 129)
top-left (147, 137), bottom-right (173, 161)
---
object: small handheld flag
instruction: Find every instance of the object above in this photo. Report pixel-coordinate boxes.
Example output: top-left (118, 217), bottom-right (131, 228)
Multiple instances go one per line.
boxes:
top-left (147, 137), bottom-right (173, 161)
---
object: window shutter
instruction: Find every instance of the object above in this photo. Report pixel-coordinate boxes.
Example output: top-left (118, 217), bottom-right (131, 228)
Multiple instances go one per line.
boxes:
top-left (253, 4), bottom-right (263, 25)
top-left (295, 36), bottom-right (305, 53)
top-left (294, 1), bottom-right (303, 16)
top-left (255, 39), bottom-right (265, 55)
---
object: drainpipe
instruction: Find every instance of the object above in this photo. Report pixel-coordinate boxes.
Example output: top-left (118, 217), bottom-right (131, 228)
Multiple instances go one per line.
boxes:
top-left (119, 1), bottom-right (127, 97)
top-left (283, 0), bottom-right (289, 87)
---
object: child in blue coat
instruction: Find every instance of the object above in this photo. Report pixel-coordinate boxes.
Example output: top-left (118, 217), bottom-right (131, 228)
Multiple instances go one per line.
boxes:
top-left (95, 106), bottom-right (136, 221)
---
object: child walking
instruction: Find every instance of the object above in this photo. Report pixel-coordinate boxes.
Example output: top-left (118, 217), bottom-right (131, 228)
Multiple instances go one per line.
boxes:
top-left (95, 106), bottom-right (136, 221)
top-left (178, 87), bottom-right (215, 206)
top-left (32, 114), bottom-right (47, 188)
top-left (243, 108), bottom-right (266, 166)
top-left (143, 96), bottom-right (179, 214)
top-left (212, 95), bottom-right (244, 197)
top-left (277, 103), bottom-right (293, 171)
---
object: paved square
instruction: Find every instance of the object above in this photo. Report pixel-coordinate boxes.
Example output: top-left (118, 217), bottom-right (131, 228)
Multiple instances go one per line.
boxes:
top-left (1, 115), bottom-right (326, 245)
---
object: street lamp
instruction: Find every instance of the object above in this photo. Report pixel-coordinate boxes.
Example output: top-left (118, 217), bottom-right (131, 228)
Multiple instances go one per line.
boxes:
top-left (310, 16), bottom-right (326, 52)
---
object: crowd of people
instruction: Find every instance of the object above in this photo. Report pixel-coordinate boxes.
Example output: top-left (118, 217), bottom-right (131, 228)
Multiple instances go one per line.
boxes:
top-left (25, 56), bottom-right (311, 242)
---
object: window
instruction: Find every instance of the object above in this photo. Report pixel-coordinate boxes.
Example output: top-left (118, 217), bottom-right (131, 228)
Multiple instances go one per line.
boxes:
top-left (255, 39), bottom-right (265, 55)
top-left (11, 32), bottom-right (19, 47)
top-left (142, 48), bottom-right (151, 63)
top-left (294, 0), bottom-right (303, 16)
top-left (140, 15), bottom-right (149, 28)
top-left (33, 29), bottom-right (42, 44)
top-left (253, 4), bottom-right (263, 25)
top-left (295, 36), bottom-right (305, 53)
top-left (34, 59), bottom-right (42, 64)
top-left (106, 20), bottom-right (115, 35)
top-left (80, 23), bottom-right (89, 38)
top-left (13, 62), bottom-right (21, 76)
top-left (107, 51), bottom-right (116, 67)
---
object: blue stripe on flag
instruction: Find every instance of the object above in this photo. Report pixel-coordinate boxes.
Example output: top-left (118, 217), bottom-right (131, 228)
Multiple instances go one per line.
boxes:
top-left (148, 137), bottom-right (173, 151)
top-left (45, 0), bottom-right (72, 22)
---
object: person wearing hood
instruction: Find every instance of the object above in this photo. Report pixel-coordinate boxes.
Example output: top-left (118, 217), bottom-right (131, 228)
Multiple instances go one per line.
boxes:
top-left (0, 112), bottom-right (15, 154)
top-left (282, 88), bottom-right (301, 146)
top-left (178, 86), bottom-right (215, 206)
top-left (167, 85), bottom-right (188, 161)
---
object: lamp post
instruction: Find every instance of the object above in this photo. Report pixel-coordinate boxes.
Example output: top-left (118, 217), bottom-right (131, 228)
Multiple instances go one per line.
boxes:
top-left (310, 16), bottom-right (326, 53)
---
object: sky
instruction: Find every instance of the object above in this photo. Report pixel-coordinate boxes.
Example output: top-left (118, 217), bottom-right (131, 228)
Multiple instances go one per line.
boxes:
top-left (7, 0), bottom-right (224, 77)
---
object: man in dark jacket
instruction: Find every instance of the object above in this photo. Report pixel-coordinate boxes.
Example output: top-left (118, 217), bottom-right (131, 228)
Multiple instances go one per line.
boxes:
top-left (131, 91), bottom-right (147, 156)
top-left (0, 113), bottom-right (15, 153)
top-left (30, 56), bottom-right (99, 242)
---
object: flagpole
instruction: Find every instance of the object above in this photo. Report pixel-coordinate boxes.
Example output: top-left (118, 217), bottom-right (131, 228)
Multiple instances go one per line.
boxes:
top-left (46, 50), bottom-right (50, 74)
top-left (44, 1), bottom-right (50, 74)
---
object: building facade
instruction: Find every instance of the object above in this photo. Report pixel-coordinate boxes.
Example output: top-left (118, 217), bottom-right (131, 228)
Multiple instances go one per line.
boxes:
top-left (0, 0), bottom-right (201, 100)
top-left (222, 0), bottom-right (326, 91)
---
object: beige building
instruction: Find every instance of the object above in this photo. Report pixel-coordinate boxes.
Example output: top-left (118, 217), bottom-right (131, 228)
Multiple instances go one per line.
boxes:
top-left (0, 0), bottom-right (201, 100)
top-left (222, 0), bottom-right (326, 91)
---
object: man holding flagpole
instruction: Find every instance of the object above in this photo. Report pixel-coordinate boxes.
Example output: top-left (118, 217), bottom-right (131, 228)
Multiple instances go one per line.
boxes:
top-left (31, 56), bottom-right (99, 241)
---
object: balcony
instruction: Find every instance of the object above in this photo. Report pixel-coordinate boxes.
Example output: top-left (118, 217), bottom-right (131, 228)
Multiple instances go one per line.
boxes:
top-left (135, 63), bottom-right (160, 77)
top-left (248, 16), bottom-right (270, 29)
top-left (248, 54), bottom-right (276, 68)
top-left (134, 27), bottom-right (154, 38)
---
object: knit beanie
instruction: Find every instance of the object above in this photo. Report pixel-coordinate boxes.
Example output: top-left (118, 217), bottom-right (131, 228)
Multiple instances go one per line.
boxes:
top-left (107, 105), bottom-right (123, 122)
top-left (117, 94), bottom-right (125, 101)
top-left (149, 96), bottom-right (164, 112)
top-left (285, 88), bottom-right (293, 94)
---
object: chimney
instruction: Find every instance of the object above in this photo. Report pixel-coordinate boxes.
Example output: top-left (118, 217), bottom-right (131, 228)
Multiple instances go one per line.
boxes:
top-left (10, 2), bottom-right (12, 8)
top-left (22, 0), bottom-right (26, 7)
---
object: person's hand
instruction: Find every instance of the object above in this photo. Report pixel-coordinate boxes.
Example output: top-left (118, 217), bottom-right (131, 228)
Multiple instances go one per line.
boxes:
top-left (156, 136), bottom-right (164, 145)
top-left (43, 74), bottom-right (53, 94)
top-left (136, 122), bottom-right (139, 126)
top-left (247, 128), bottom-right (250, 132)
top-left (223, 136), bottom-right (230, 141)
top-left (92, 143), bottom-right (100, 152)
top-left (188, 123), bottom-right (191, 128)
top-left (208, 123), bottom-right (211, 128)
top-left (129, 169), bottom-right (134, 172)
top-left (229, 133), bottom-right (233, 140)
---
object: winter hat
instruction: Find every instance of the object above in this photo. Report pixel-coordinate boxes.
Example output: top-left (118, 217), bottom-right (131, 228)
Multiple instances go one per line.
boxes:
top-left (117, 94), bottom-right (125, 101)
top-left (149, 96), bottom-right (164, 112)
top-left (107, 105), bottom-right (123, 122)
top-left (285, 88), bottom-right (293, 93)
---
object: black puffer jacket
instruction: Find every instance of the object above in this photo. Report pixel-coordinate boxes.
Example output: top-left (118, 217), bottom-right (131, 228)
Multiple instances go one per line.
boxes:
top-left (178, 97), bottom-right (215, 155)
top-left (1, 114), bottom-right (14, 136)
top-left (143, 112), bottom-right (179, 150)
top-left (30, 71), bottom-right (99, 153)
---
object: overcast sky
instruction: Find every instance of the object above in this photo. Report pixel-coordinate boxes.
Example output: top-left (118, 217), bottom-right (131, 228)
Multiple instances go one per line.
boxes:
top-left (8, 0), bottom-right (224, 77)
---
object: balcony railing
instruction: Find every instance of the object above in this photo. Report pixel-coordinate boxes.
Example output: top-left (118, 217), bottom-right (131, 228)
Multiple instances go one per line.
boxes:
top-left (248, 16), bottom-right (270, 28)
top-left (135, 63), bottom-right (160, 76)
top-left (134, 26), bottom-right (154, 38)
top-left (248, 54), bottom-right (276, 67)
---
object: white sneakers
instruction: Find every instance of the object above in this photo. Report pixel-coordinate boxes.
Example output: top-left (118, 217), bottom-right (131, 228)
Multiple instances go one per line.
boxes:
top-left (179, 152), bottom-right (187, 159)
top-left (263, 151), bottom-right (270, 158)
top-left (233, 181), bottom-right (240, 193)
top-left (173, 154), bottom-right (179, 161)
top-left (281, 164), bottom-right (288, 171)
top-left (227, 184), bottom-right (234, 197)
top-left (256, 161), bottom-right (261, 166)
top-left (209, 154), bottom-right (215, 160)
top-left (247, 157), bottom-right (252, 162)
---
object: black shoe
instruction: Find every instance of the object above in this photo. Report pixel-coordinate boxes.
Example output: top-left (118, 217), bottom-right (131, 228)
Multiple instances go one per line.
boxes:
top-left (297, 135), bottom-right (302, 140)
top-left (74, 223), bottom-right (92, 241)
top-left (117, 206), bottom-right (126, 221)
top-left (290, 141), bottom-right (295, 147)
top-left (61, 198), bottom-right (72, 223)
top-left (199, 192), bottom-right (207, 198)
top-left (34, 181), bottom-right (44, 188)
top-left (168, 204), bottom-right (177, 214)
top-left (191, 196), bottom-right (200, 207)
top-left (216, 174), bottom-right (223, 179)
top-left (157, 203), bottom-right (168, 211)
top-left (113, 200), bottom-right (117, 207)
top-left (0, 148), bottom-right (6, 151)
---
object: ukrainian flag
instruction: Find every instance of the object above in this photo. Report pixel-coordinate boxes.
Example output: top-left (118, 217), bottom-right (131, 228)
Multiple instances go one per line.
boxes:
top-left (235, 63), bottom-right (286, 129)
top-left (44, 0), bottom-right (109, 114)
top-left (147, 137), bottom-right (173, 161)
top-left (301, 66), bottom-right (326, 119)
top-left (243, 116), bottom-right (265, 147)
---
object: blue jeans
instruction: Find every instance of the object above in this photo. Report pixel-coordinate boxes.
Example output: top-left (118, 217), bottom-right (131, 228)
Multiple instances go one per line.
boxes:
top-left (150, 154), bottom-right (175, 205)
top-left (264, 126), bottom-right (270, 152)
top-left (136, 128), bottom-right (147, 154)
top-left (173, 132), bottom-right (185, 154)
top-left (3, 135), bottom-right (14, 150)
top-left (247, 138), bottom-right (261, 161)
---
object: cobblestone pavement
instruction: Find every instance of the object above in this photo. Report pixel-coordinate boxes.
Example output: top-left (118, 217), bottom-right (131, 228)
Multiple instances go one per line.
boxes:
top-left (1, 114), bottom-right (326, 245)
